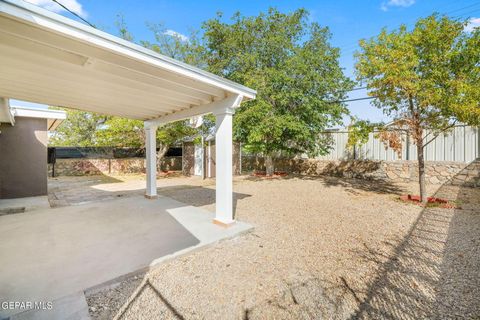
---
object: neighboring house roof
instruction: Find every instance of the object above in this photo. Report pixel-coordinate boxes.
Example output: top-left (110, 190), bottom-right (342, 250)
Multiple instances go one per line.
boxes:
top-left (0, 0), bottom-right (256, 121)
top-left (0, 98), bottom-right (66, 131)
top-left (0, 97), bottom-right (14, 125)
top-left (12, 106), bottom-right (66, 130)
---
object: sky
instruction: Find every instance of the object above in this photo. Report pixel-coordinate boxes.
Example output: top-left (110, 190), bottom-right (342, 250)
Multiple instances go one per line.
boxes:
top-left (15, 0), bottom-right (480, 124)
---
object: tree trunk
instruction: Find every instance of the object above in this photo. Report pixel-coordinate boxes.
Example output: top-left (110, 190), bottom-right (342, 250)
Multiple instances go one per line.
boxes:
top-left (156, 144), bottom-right (169, 171)
top-left (265, 155), bottom-right (274, 176)
top-left (408, 95), bottom-right (427, 204)
top-left (416, 137), bottom-right (427, 204)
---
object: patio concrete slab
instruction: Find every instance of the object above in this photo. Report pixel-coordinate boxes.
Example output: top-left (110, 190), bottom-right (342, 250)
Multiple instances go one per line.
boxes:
top-left (10, 292), bottom-right (90, 320)
top-left (0, 196), bottom-right (50, 214)
top-left (0, 195), bottom-right (252, 318)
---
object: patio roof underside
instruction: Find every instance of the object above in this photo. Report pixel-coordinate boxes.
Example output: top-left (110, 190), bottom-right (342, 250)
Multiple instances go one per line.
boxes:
top-left (0, 0), bottom-right (255, 121)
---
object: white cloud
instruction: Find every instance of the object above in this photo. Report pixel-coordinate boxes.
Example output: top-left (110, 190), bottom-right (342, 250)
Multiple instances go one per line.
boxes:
top-left (381, 0), bottom-right (415, 11)
top-left (465, 17), bottom-right (480, 32)
top-left (163, 29), bottom-right (189, 42)
top-left (25, 0), bottom-right (87, 18)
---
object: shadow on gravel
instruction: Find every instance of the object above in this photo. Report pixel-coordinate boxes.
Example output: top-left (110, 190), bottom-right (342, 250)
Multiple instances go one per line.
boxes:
top-left (241, 162), bottom-right (479, 319)
top-left (88, 275), bottom-right (187, 320)
top-left (345, 162), bottom-right (480, 319)
top-left (88, 163), bottom-right (479, 319)
top-left (244, 174), bottom-right (405, 195)
top-left (242, 277), bottom-right (357, 320)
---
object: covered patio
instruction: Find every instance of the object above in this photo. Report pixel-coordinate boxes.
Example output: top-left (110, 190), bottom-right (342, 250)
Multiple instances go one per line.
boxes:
top-left (0, 0), bottom-right (255, 318)
top-left (0, 0), bottom-right (256, 226)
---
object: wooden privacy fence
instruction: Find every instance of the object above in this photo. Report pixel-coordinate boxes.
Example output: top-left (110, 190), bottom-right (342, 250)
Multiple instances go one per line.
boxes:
top-left (318, 125), bottom-right (480, 163)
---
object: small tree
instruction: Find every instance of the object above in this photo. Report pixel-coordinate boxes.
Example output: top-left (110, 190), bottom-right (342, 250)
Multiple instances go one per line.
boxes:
top-left (96, 117), bottom-right (145, 148)
top-left (202, 8), bottom-right (353, 175)
top-left (355, 15), bottom-right (480, 202)
top-left (49, 109), bottom-right (107, 146)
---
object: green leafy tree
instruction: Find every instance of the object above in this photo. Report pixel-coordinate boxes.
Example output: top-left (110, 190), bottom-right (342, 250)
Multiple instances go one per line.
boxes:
top-left (140, 23), bottom-right (206, 69)
top-left (346, 118), bottom-right (377, 148)
top-left (355, 14), bottom-right (480, 202)
top-left (49, 109), bottom-right (107, 146)
top-left (96, 117), bottom-right (145, 147)
top-left (95, 17), bottom-right (203, 163)
top-left (202, 8), bottom-right (353, 175)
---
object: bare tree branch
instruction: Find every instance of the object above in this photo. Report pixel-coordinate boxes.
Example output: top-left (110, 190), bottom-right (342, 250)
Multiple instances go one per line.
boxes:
top-left (422, 120), bottom-right (457, 150)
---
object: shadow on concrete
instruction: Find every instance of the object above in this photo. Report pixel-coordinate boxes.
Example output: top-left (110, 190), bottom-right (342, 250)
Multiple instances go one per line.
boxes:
top-left (49, 176), bottom-right (252, 219)
top-left (48, 175), bottom-right (126, 207)
top-left (156, 185), bottom-right (251, 219)
top-left (0, 196), bottom-right (200, 319)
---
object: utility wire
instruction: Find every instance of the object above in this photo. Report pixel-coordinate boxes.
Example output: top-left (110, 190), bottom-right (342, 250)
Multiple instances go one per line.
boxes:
top-left (330, 96), bottom-right (376, 104)
top-left (336, 1), bottom-right (480, 54)
top-left (330, 86), bottom-right (368, 96)
top-left (447, 2), bottom-right (480, 16)
top-left (345, 86), bottom-right (367, 92)
top-left (50, 0), bottom-right (96, 28)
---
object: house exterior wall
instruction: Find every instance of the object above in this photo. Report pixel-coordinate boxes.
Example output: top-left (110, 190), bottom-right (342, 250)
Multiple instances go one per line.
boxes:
top-left (0, 117), bottom-right (48, 199)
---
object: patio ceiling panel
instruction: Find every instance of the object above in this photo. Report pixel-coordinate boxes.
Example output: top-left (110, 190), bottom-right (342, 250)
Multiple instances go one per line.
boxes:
top-left (0, 35), bottom-right (208, 107)
top-left (0, 28), bottom-right (213, 107)
top-left (0, 59), bottom-right (194, 111)
top-left (0, 0), bottom-right (255, 120)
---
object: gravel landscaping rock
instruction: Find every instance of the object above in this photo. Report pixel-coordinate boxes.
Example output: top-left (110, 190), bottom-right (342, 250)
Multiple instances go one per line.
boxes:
top-left (84, 175), bottom-right (480, 319)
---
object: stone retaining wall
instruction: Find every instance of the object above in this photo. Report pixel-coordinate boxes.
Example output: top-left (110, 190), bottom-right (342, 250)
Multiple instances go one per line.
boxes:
top-left (49, 156), bottom-right (480, 187)
top-left (49, 157), bottom-right (182, 177)
top-left (242, 157), bottom-right (480, 187)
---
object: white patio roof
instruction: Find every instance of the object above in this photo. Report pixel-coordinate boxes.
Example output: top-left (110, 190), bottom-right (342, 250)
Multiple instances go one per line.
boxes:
top-left (0, 0), bottom-right (256, 121)
top-left (0, 0), bottom-right (256, 227)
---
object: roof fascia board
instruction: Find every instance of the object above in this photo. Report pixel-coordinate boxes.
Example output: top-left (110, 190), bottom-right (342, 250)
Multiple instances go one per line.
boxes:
top-left (145, 95), bottom-right (243, 128)
top-left (11, 106), bottom-right (67, 120)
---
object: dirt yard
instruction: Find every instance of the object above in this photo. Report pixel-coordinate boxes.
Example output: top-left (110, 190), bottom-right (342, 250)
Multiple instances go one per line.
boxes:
top-left (81, 175), bottom-right (480, 320)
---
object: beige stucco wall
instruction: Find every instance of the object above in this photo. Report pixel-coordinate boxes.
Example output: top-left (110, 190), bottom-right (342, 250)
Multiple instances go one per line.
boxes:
top-left (0, 117), bottom-right (48, 199)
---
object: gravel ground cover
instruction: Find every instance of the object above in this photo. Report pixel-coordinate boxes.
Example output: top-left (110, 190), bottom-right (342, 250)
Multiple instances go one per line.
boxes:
top-left (85, 175), bottom-right (480, 319)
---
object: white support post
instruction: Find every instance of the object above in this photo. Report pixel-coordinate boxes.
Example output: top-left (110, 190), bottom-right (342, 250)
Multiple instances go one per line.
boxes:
top-left (145, 125), bottom-right (158, 199)
top-left (212, 95), bottom-right (243, 227)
